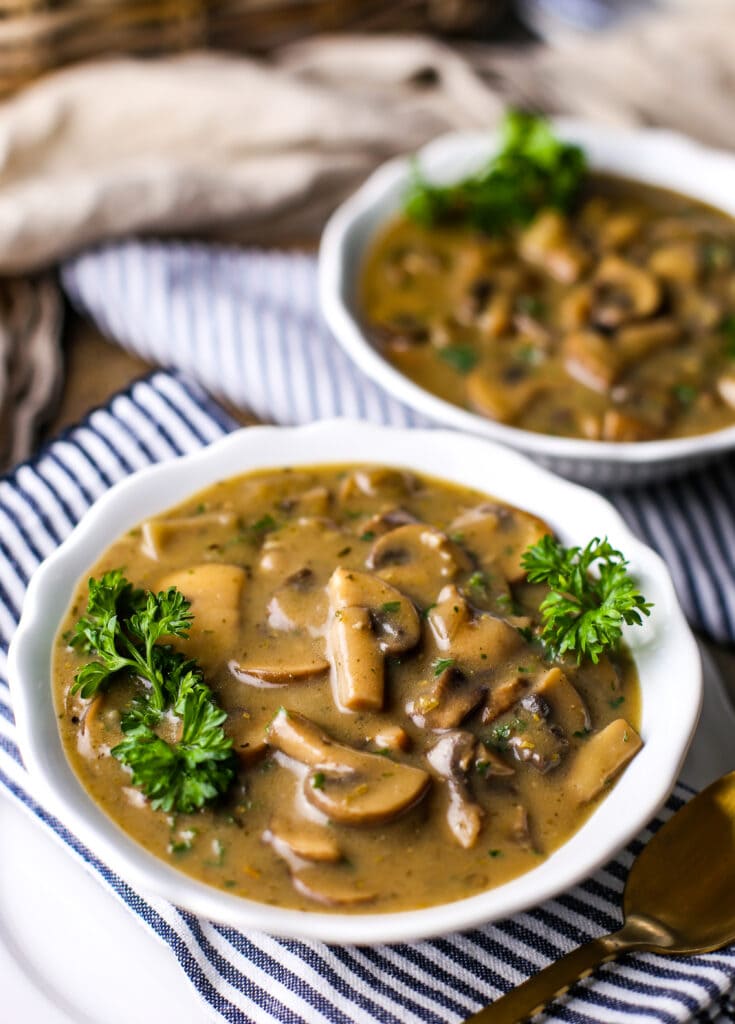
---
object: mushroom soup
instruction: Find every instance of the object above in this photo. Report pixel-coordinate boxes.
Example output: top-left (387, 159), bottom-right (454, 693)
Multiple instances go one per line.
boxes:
top-left (54, 465), bottom-right (642, 913)
top-left (362, 176), bottom-right (735, 442)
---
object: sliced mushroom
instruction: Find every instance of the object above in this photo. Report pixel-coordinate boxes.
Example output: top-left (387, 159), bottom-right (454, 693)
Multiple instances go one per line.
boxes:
top-left (157, 563), bottom-right (246, 670)
top-left (266, 709), bottom-right (430, 826)
top-left (367, 725), bottom-right (411, 753)
top-left (559, 284), bottom-right (593, 330)
top-left (478, 290), bottom-right (513, 338)
top-left (141, 511), bottom-right (236, 560)
top-left (338, 467), bottom-right (415, 502)
top-left (490, 699), bottom-right (567, 774)
top-left (292, 869), bottom-right (377, 907)
top-left (230, 650), bottom-right (330, 686)
top-left (649, 241), bottom-right (700, 284)
top-left (427, 586), bottom-right (523, 673)
top-left (592, 255), bottom-right (660, 328)
top-left (259, 519), bottom-right (347, 577)
top-left (263, 818), bottom-right (342, 864)
top-left (406, 665), bottom-right (486, 730)
top-left (602, 409), bottom-right (658, 443)
top-left (367, 524), bottom-right (471, 606)
top-left (225, 707), bottom-right (271, 765)
top-left (483, 673), bottom-right (531, 724)
top-left (267, 568), bottom-right (327, 635)
top-left (465, 365), bottom-right (542, 424)
top-left (563, 329), bottom-right (622, 393)
top-left (327, 567), bottom-right (420, 711)
top-left (507, 804), bottom-right (535, 851)
top-left (475, 740), bottom-right (514, 778)
top-left (598, 211), bottom-right (642, 250)
top-left (361, 506), bottom-right (418, 537)
top-left (616, 318), bottom-right (681, 362)
top-left (448, 503), bottom-right (551, 583)
top-left (425, 584), bottom-right (471, 648)
top-left (534, 667), bottom-right (590, 736)
top-left (278, 486), bottom-right (332, 518)
top-left (426, 731), bottom-right (484, 849)
top-left (567, 719), bottom-right (642, 804)
top-left (519, 210), bottom-right (588, 283)
top-left (717, 374), bottom-right (735, 411)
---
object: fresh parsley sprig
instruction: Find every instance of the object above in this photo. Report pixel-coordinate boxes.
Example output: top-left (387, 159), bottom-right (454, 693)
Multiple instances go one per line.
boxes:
top-left (70, 570), bottom-right (236, 813)
top-left (404, 110), bottom-right (586, 234)
top-left (521, 536), bottom-right (652, 664)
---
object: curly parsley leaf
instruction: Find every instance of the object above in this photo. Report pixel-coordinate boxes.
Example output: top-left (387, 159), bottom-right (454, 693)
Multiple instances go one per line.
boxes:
top-left (70, 570), bottom-right (236, 813)
top-left (70, 570), bottom-right (194, 708)
top-left (404, 110), bottom-right (586, 234)
top-left (520, 535), bottom-right (652, 663)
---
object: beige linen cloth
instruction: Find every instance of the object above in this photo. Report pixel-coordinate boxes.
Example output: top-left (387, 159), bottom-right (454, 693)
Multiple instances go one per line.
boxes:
top-left (2, 0), bottom-right (734, 468)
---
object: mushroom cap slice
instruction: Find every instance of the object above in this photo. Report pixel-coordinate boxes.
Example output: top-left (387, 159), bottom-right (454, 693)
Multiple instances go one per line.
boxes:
top-left (407, 666), bottom-right (485, 730)
top-left (475, 743), bottom-right (514, 778)
top-left (366, 524), bottom-right (471, 606)
top-left (361, 506), bottom-right (418, 537)
top-left (141, 512), bottom-right (236, 561)
top-left (338, 467), bottom-right (416, 502)
top-left (157, 563), bottom-right (246, 671)
top-left (225, 707), bottom-right (271, 765)
top-left (426, 731), bottom-right (484, 849)
top-left (426, 584), bottom-right (471, 650)
top-left (519, 209), bottom-right (588, 284)
top-left (266, 709), bottom-right (430, 826)
top-left (563, 329), bottom-right (622, 394)
top-left (267, 568), bottom-right (328, 636)
top-left (483, 672), bottom-right (531, 724)
top-left (465, 365), bottom-right (542, 425)
top-left (263, 818), bottom-right (342, 864)
top-left (259, 518), bottom-right (347, 577)
top-left (448, 504), bottom-right (551, 583)
top-left (291, 869), bottom-right (376, 907)
top-left (230, 644), bottom-right (329, 686)
top-left (278, 486), bottom-right (332, 518)
top-left (327, 568), bottom-right (420, 655)
top-left (592, 254), bottom-right (661, 328)
top-left (535, 667), bottom-right (590, 736)
top-left (567, 719), bottom-right (642, 804)
top-left (427, 584), bottom-right (523, 673)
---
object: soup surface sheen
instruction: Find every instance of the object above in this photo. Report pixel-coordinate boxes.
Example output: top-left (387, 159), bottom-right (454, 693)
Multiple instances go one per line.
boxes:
top-left (54, 465), bottom-right (641, 913)
top-left (361, 176), bottom-right (735, 442)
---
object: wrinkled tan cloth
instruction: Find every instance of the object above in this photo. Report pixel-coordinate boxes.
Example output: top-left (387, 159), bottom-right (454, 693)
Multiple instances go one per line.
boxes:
top-left (2, 0), bottom-right (735, 466)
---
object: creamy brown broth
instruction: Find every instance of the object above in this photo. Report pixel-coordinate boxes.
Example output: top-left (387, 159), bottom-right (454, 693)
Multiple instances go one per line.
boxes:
top-left (361, 176), bottom-right (735, 441)
top-left (54, 465), bottom-right (642, 913)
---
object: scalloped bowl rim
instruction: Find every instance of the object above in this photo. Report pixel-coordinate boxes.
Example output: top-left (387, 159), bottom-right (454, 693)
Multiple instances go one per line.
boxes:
top-left (318, 120), bottom-right (735, 468)
top-left (7, 419), bottom-right (701, 944)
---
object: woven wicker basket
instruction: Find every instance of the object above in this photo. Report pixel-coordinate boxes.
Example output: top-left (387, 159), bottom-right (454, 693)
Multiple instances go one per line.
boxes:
top-left (0, 0), bottom-right (506, 97)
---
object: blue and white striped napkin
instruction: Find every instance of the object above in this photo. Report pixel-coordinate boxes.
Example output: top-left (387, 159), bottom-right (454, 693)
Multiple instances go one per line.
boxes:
top-left (2, 369), bottom-right (735, 1024)
top-left (62, 241), bottom-right (735, 647)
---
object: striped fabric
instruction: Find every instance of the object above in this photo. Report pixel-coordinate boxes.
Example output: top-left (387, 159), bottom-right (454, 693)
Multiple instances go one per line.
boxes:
top-left (62, 241), bottom-right (735, 647)
top-left (1, 369), bottom-right (734, 1023)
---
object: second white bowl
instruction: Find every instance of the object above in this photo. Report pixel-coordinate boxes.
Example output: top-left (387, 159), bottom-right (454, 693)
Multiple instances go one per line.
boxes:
top-left (319, 121), bottom-right (735, 486)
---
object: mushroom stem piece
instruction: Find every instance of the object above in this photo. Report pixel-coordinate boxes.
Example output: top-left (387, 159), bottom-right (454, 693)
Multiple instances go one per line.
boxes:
top-left (426, 731), bottom-right (484, 849)
top-left (327, 568), bottom-right (420, 711)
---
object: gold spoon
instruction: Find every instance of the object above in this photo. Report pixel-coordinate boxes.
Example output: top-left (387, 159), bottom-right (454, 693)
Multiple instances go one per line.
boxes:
top-left (466, 770), bottom-right (735, 1024)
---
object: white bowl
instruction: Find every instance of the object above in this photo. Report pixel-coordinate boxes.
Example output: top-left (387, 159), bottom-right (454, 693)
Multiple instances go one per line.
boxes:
top-left (319, 121), bottom-right (735, 486)
top-left (8, 420), bottom-right (701, 944)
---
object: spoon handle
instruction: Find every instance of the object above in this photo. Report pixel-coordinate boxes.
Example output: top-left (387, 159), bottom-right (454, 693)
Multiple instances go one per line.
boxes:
top-left (464, 933), bottom-right (623, 1023)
